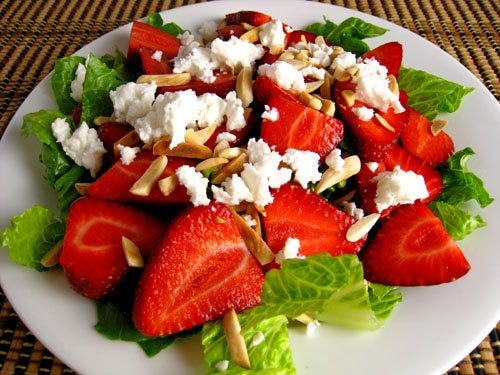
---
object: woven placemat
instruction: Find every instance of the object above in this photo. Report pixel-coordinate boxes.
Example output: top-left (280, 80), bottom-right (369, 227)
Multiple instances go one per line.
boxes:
top-left (0, 0), bottom-right (498, 374)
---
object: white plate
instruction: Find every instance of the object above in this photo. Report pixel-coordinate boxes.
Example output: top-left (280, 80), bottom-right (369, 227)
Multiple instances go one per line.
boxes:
top-left (1, 1), bottom-right (499, 374)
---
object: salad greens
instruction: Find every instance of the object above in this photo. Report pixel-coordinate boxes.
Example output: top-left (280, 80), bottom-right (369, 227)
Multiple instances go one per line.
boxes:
top-left (52, 56), bottom-right (86, 114)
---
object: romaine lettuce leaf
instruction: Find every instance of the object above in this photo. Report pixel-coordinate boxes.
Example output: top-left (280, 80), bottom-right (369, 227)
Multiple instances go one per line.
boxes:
top-left (202, 312), bottom-right (294, 374)
top-left (147, 12), bottom-right (186, 36)
top-left (21, 110), bottom-right (85, 211)
top-left (398, 67), bottom-right (474, 120)
top-left (429, 201), bottom-right (486, 240)
top-left (306, 16), bottom-right (388, 55)
top-left (99, 49), bottom-right (134, 83)
top-left (51, 56), bottom-right (86, 114)
top-left (0, 205), bottom-right (65, 271)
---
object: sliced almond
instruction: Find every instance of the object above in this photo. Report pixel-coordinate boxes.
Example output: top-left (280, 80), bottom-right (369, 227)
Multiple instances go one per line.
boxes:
top-left (295, 50), bottom-right (309, 61)
top-left (211, 152), bottom-right (248, 185)
top-left (315, 155), bottom-right (361, 194)
top-left (387, 74), bottom-right (399, 95)
top-left (40, 239), bottom-right (63, 268)
top-left (222, 309), bottom-right (250, 369)
top-left (346, 65), bottom-right (359, 77)
top-left (236, 67), bottom-right (254, 108)
top-left (245, 203), bottom-right (262, 237)
top-left (334, 68), bottom-right (351, 82)
top-left (122, 236), bottom-right (145, 268)
top-left (153, 140), bottom-right (213, 159)
top-left (287, 59), bottom-right (309, 70)
top-left (158, 174), bottom-right (179, 196)
top-left (431, 119), bottom-right (448, 135)
top-left (269, 44), bottom-right (284, 55)
top-left (298, 91), bottom-right (323, 111)
top-left (93, 114), bottom-right (115, 126)
top-left (320, 74), bottom-right (332, 100)
top-left (195, 157), bottom-right (229, 172)
top-left (374, 113), bottom-right (395, 132)
top-left (240, 27), bottom-right (260, 43)
top-left (341, 90), bottom-right (356, 107)
top-left (230, 209), bottom-right (274, 265)
top-left (241, 22), bottom-right (255, 31)
top-left (75, 182), bottom-right (91, 196)
top-left (295, 313), bottom-right (314, 325)
top-left (217, 147), bottom-right (245, 160)
top-left (314, 35), bottom-right (326, 46)
top-left (320, 99), bottom-right (336, 117)
top-left (304, 80), bottom-right (325, 94)
top-left (213, 139), bottom-right (231, 157)
top-left (346, 213), bottom-right (380, 242)
top-left (113, 130), bottom-right (141, 158)
top-left (279, 51), bottom-right (295, 61)
top-left (331, 46), bottom-right (345, 59)
top-left (136, 73), bottom-right (192, 86)
top-left (184, 124), bottom-right (218, 146)
top-left (129, 155), bottom-right (168, 196)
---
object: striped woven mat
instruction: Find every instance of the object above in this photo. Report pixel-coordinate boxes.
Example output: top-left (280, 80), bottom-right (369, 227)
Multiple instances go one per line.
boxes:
top-left (0, 0), bottom-right (498, 374)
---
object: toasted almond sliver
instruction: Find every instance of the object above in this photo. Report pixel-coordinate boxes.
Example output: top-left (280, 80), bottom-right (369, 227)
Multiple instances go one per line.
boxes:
top-left (295, 50), bottom-right (309, 61)
top-left (279, 51), bottom-right (295, 61)
top-left (129, 155), bottom-right (168, 196)
top-left (113, 130), bottom-right (141, 158)
top-left (75, 182), bottom-right (91, 196)
top-left (334, 68), bottom-right (351, 82)
top-left (158, 174), bottom-right (179, 196)
top-left (40, 239), bottom-right (64, 268)
top-left (320, 74), bottom-right (332, 100)
top-left (304, 80), bottom-right (325, 94)
top-left (184, 124), bottom-right (218, 146)
top-left (288, 59), bottom-right (309, 70)
top-left (122, 236), bottom-right (145, 268)
top-left (269, 44), bottom-right (285, 55)
top-left (211, 152), bottom-right (248, 185)
top-left (245, 203), bottom-right (262, 237)
top-left (93, 114), bottom-right (115, 126)
top-left (217, 147), bottom-right (245, 160)
top-left (346, 65), bottom-right (359, 77)
top-left (213, 139), bottom-right (231, 157)
top-left (236, 67), bottom-right (254, 108)
top-left (346, 213), bottom-right (380, 242)
top-left (341, 89), bottom-right (356, 107)
top-left (374, 113), bottom-right (396, 132)
top-left (315, 155), bottom-right (361, 194)
top-left (241, 22), bottom-right (255, 31)
top-left (298, 91), bottom-right (323, 111)
top-left (331, 46), bottom-right (345, 59)
top-left (153, 140), bottom-right (213, 159)
top-left (222, 309), bottom-right (251, 369)
top-left (388, 74), bottom-right (399, 95)
top-left (320, 99), bottom-right (336, 117)
top-left (295, 313), bottom-right (314, 325)
top-left (240, 27), bottom-right (260, 43)
top-left (431, 119), bottom-right (448, 136)
top-left (230, 209), bottom-right (275, 265)
top-left (136, 73), bottom-right (192, 86)
top-left (195, 157), bottom-right (229, 172)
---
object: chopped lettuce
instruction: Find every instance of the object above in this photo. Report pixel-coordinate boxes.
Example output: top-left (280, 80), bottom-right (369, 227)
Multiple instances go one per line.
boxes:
top-left (0, 205), bottom-right (65, 271)
top-left (306, 16), bottom-right (388, 55)
top-left (52, 56), bottom-right (86, 114)
top-left (21, 110), bottom-right (85, 211)
top-left (147, 12), bottom-right (186, 36)
top-left (398, 67), bottom-right (474, 120)
top-left (99, 49), bottom-right (134, 83)
top-left (429, 201), bottom-right (486, 240)
top-left (202, 312), bottom-right (294, 374)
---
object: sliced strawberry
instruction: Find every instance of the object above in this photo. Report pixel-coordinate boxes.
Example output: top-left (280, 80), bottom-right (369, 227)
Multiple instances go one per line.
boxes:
top-left (127, 21), bottom-right (181, 61)
top-left (133, 202), bottom-right (264, 336)
top-left (225, 10), bottom-right (273, 27)
top-left (361, 201), bottom-right (470, 286)
top-left (334, 81), bottom-right (409, 161)
top-left (285, 30), bottom-right (323, 47)
top-left (355, 160), bottom-right (388, 215)
top-left (87, 151), bottom-right (194, 205)
top-left (71, 103), bottom-right (82, 125)
top-left (263, 184), bottom-right (366, 258)
top-left (217, 24), bottom-right (247, 40)
top-left (97, 121), bottom-right (135, 167)
top-left (156, 72), bottom-right (236, 97)
top-left (59, 197), bottom-right (165, 299)
top-left (260, 94), bottom-right (343, 159)
top-left (252, 75), bottom-right (300, 107)
top-left (138, 46), bottom-right (173, 75)
top-left (400, 107), bottom-right (455, 165)
top-left (361, 41), bottom-right (403, 78)
top-left (259, 50), bottom-right (280, 65)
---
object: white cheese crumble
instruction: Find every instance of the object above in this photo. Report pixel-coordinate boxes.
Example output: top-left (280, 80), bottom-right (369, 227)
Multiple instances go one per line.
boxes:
top-left (325, 148), bottom-right (345, 172)
top-left (117, 144), bottom-right (140, 165)
top-left (261, 105), bottom-right (279, 121)
top-left (250, 331), bottom-right (265, 347)
top-left (259, 20), bottom-right (286, 50)
top-left (275, 237), bottom-right (304, 265)
top-left (306, 320), bottom-right (321, 336)
top-left (282, 149), bottom-right (322, 189)
top-left (366, 162), bottom-right (379, 173)
top-left (175, 165), bottom-right (210, 206)
top-left (352, 106), bottom-right (375, 121)
top-left (372, 166), bottom-right (429, 212)
top-left (223, 91), bottom-right (246, 131)
top-left (173, 34), bottom-right (218, 83)
top-left (51, 119), bottom-right (106, 177)
top-left (215, 131), bottom-right (237, 144)
top-left (110, 81), bottom-right (157, 125)
top-left (70, 62), bottom-right (86, 102)
top-left (211, 36), bottom-right (265, 73)
top-left (215, 360), bottom-right (229, 372)
top-left (300, 65), bottom-right (326, 80)
top-left (341, 201), bottom-right (364, 220)
top-left (288, 41), bottom-right (334, 68)
top-left (211, 174), bottom-right (253, 206)
top-left (151, 50), bottom-right (163, 62)
top-left (257, 61), bottom-right (306, 92)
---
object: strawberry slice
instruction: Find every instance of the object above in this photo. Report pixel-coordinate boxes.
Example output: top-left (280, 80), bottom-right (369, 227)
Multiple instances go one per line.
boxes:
top-left (400, 107), bottom-right (455, 165)
top-left (260, 94), bottom-right (343, 159)
top-left (87, 151), bottom-right (194, 205)
top-left (133, 202), bottom-right (265, 336)
top-left (361, 201), bottom-right (470, 286)
top-left (263, 184), bottom-right (366, 258)
top-left (225, 10), bottom-right (273, 26)
top-left (138, 46), bottom-right (173, 75)
top-left (156, 72), bottom-right (236, 97)
top-left (285, 30), bottom-right (324, 47)
top-left (217, 24), bottom-right (247, 40)
top-left (127, 21), bottom-right (181, 61)
top-left (59, 197), bottom-right (165, 299)
top-left (361, 41), bottom-right (403, 78)
top-left (252, 75), bottom-right (300, 106)
top-left (97, 121), bottom-right (135, 167)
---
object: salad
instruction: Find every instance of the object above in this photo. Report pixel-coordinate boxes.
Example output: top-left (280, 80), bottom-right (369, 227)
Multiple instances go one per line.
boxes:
top-left (0, 7), bottom-right (494, 374)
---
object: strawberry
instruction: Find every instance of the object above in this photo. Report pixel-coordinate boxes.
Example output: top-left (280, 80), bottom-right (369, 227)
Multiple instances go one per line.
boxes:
top-left (217, 24), bottom-right (247, 40)
top-left (156, 72), bottom-right (236, 97)
top-left (59, 197), bottom-right (165, 299)
top-left (252, 75), bottom-right (300, 107)
top-left (133, 202), bottom-right (265, 336)
top-left (361, 41), bottom-right (403, 78)
top-left (204, 109), bottom-right (260, 149)
top-left (225, 10), bottom-right (273, 27)
top-left (360, 201), bottom-right (470, 286)
top-left (334, 81), bottom-right (409, 161)
top-left (97, 121), bottom-right (135, 167)
top-left (400, 107), bottom-right (455, 165)
top-left (263, 184), bottom-right (366, 258)
top-left (285, 30), bottom-right (325, 47)
top-left (127, 21), bottom-right (181, 61)
top-left (87, 151), bottom-right (194, 205)
top-left (260, 94), bottom-right (343, 159)
top-left (138, 46), bottom-right (173, 75)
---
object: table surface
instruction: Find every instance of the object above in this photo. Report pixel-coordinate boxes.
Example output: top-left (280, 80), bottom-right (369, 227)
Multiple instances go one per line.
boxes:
top-left (0, 0), bottom-right (499, 374)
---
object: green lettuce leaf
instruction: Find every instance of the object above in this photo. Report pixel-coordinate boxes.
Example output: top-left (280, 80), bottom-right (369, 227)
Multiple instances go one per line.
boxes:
top-left (99, 49), bottom-right (134, 83)
top-left (306, 16), bottom-right (388, 55)
top-left (51, 56), bottom-right (86, 114)
top-left (146, 12), bottom-right (186, 36)
top-left (398, 67), bottom-right (474, 119)
top-left (429, 201), bottom-right (486, 240)
top-left (21, 110), bottom-right (85, 211)
top-left (202, 312), bottom-right (294, 374)
top-left (0, 206), bottom-right (65, 271)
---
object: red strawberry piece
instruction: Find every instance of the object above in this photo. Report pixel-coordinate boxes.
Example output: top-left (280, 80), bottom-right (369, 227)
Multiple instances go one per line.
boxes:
top-left (334, 81), bottom-right (409, 161)
top-left (285, 30), bottom-right (325, 47)
top-left (127, 21), bottom-right (181, 61)
top-left (156, 71), bottom-right (236, 97)
top-left (263, 184), bottom-right (366, 258)
top-left (59, 197), bottom-right (165, 299)
top-left (259, 50), bottom-right (280, 66)
top-left (361, 41), bottom-right (403, 78)
top-left (260, 94), bottom-right (343, 159)
top-left (204, 109), bottom-right (260, 149)
top-left (252, 76), bottom-right (301, 107)
top-left (355, 160), bottom-right (388, 216)
top-left (71, 103), bottom-right (82, 125)
top-left (225, 10), bottom-right (273, 27)
top-left (400, 107), bottom-right (455, 165)
top-left (361, 201), bottom-right (470, 286)
top-left (217, 24), bottom-right (247, 40)
top-left (138, 46), bottom-right (173, 75)
top-left (97, 121), bottom-right (135, 167)
top-left (87, 151), bottom-right (194, 205)
top-left (133, 202), bottom-right (265, 336)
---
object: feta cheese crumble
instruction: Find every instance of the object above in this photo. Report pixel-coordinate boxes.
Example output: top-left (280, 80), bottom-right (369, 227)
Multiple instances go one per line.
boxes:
top-left (211, 36), bottom-right (265, 72)
top-left (215, 360), bottom-right (229, 372)
top-left (211, 174), bottom-right (253, 206)
top-left (275, 237), bottom-right (304, 265)
top-left (251, 331), bottom-right (265, 347)
top-left (372, 166), bottom-right (429, 212)
top-left (258, 61), bottom-right (306, 92)
top-left (341, 201), bottom-right (364, 220)
top-left (259, 20), bottom-right (286, 50)
top-left (117, 144), bottom-right (140, 165)
top-left (110, 81), bottom-right (157, 125)
top-left (176, 165), bottom-right (210, 206)
top-left (352, 106), bottom-right (375, 121)
top-left (282, 149), bottom-right (322, 188)
top-left (261, 105), bottom-right (279, 121)
top-left (215, 132), bottom-right (237, 144)
top-left (325, 148), bottom-right (345, 172)
top-left (306, 320), bottom-right (321, 336)
top-left (151, 50), bottom-right (163, 62)
top-left (70, 62), bottom-right (86, 102)
top-left (51, 119), bottom-right (106, 177)
top-left (366, 161), bottom-right (379, 173)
